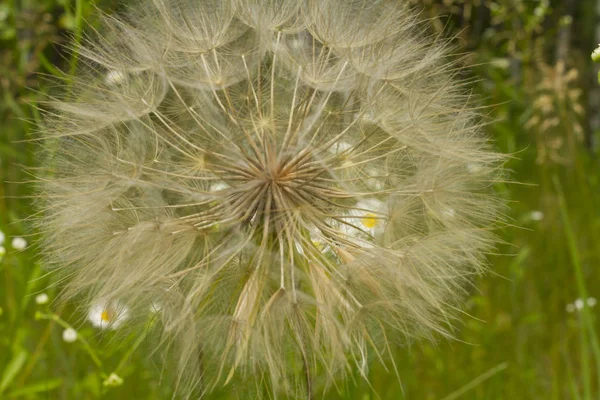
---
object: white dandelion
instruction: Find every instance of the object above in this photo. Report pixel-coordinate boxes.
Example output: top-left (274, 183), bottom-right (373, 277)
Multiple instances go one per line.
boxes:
top-left (36, 0), bottom-right (505, 397)
top-left (529, 211), bottom-right (544, 221)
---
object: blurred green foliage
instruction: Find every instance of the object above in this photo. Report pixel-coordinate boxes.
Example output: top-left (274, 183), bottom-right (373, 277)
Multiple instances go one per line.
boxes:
top-left (1, 0), bottom-right (599, 398)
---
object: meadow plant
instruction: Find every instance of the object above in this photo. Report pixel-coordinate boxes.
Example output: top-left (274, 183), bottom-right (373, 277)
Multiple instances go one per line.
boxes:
top-left (36, 0), bottom-right (504, 397)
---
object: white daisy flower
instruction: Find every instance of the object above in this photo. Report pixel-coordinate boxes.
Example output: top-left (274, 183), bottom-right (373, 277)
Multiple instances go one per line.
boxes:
top-left (349, 199), bottom-right (386, 236)
top-left (62, 328), bottom-right (78, 343)
top-left (35, 293), bottom-right (49, 305)
top-left (336, 199), bottom-right (386, 248)
top-left (11, 237), bottom-right (27, 250)
top-left (295, 225), bottom-right (329, 256)
top-left (88, 300), bottom-right (129, 330)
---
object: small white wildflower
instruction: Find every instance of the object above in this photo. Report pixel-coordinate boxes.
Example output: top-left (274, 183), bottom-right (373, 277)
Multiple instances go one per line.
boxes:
top-left (103, 373), bottom-right (124, 387)
top-left (35, 293), bottom-right (49, 305)
top-left (489, 58), bottom-right (511, 70)
top-left (567, 298), bottom-right (596, 313)
top-left (104, 70), bottom-right (127, 86)
top-left (62, 328), bottom-right (78, 343)
top-left (559, 15), bottom-right (572, 27)
top-left (592, 44), bottom-right (600, 63)
top-left (336, 199), bottom-right (386, 250)
top-left (588, 297), bottom-right (597, 307)
top-left (295, 225), bottom-right (329, 256)
top-left (349, 199), bottom-right (386, 236)
top-left (88, 300), bottom-right (129, 330)
top-left (529, 211), bottom-right (544, 221)
top-left (533, 6), bottom-right (545, 17)
top-left (11, 237), bottom-right (27, 250)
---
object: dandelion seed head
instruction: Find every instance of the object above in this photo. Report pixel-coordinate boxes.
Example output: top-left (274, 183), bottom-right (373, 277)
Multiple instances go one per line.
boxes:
top-left (36, 0), bottom-right (505, 397)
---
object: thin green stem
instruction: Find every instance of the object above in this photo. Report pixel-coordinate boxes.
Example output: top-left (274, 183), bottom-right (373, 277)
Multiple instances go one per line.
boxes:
top-left (554, 175), bottom-right (600, 397)
top-left (35, 311), bottom-right (104, 369)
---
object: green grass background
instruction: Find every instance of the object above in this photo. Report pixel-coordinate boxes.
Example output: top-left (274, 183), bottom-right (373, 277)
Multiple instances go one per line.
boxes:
top-left (1, 0), bottom-right (599, 398)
